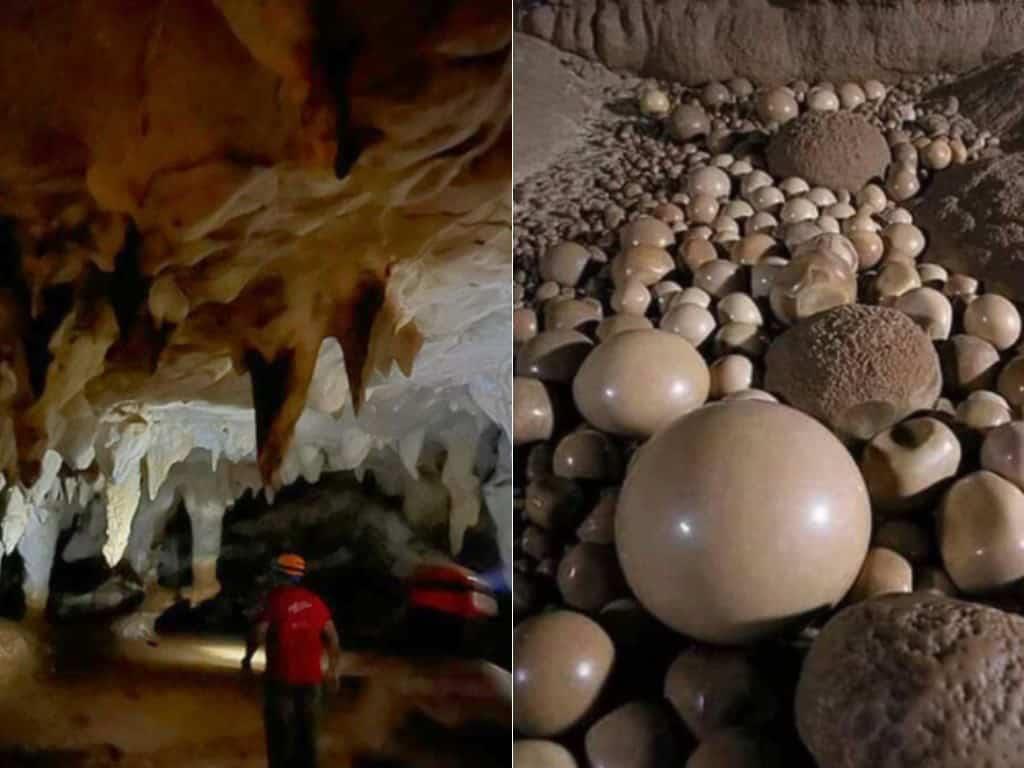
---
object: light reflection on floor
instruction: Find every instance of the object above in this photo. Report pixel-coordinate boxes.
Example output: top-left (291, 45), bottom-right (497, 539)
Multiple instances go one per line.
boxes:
top-left (0, 620), bottom-right (511, 767)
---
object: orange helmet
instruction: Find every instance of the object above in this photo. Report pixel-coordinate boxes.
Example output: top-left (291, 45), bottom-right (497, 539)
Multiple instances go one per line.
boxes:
top-left (274, 553), bottom-right (306, 578)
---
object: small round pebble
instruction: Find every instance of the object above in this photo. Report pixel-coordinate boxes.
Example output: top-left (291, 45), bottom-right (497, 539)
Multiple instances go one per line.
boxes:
top-left (709, 354), bottom-right (756, 398)
top-left (939, 470), bottom-right (1024, 593)
top-left (639, 88), bottom-right (671, 117)
top-left (845, 547), bottom-right (913, 604)
top-left (514, 611), bottom-right (615, 736)
top-left (963, 293), bottom-right (1022, 351)
top-left (514, 741), bottom-right (577, 768)
top-left (670, 104), bottom-right (712, 141)
top-left (541, 242), bottom-right (591, 286)
top-left (661, 303), bottom-right (716, 347)
top-left (942, 334), bottom-right (1001, 394)
top-left (756, 87), bottom-right (799, 124)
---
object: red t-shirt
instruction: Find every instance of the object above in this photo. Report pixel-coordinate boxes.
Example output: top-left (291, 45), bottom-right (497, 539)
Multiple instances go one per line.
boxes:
top-left (259, 585), bottom-right (332, 685)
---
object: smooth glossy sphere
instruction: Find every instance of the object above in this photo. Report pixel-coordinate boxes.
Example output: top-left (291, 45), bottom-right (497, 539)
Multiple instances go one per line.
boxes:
top-left (616, 401), bottom-right (871, 644)
top-left (554, 429), bottom-right (622, 481)
top-left (611, 278), bottom-right (652, 316)
top-left (981, 422), bottom-right (1024, 490)
top-left (519, 330), bottom-right (593, 382)
top-left (514, 378), bottom-right (554, 446)
top-left (514, 741), bottom-right (578, 768)
top-left (999, 356), bottom-right (1024, 408)
top-left (620, 217), bottom-right (675, 249)
top-left (942, 334), bottom-right (1001, 394)
top-left (670, 104), bottom-right (711, 141)
top-left (653, 203), bottom-right (685, 225)
top-left (864, 80), bottom-right (887, 100)
top-left (844, 547), bottom-right (913, 604)
top-left (514, 611), bottom-right (615, 736)
top-left (964, 293), bottom-right (1022, 351)
top-left (661, 304), bottom-right (716, 347)
top-left (807, 86), bottom-right (839, 112)
top-left (514, 307), bottom-right (539, 343)
top-left (597, 315), bottom-right (653, 341)
top-left (573, 330), bottom-right (710, 438)
top-left (874, 260), bottom-right (920, 302)
top-left (688, 167), bottom-right (732, 199)
top-left (944, 273), bottom-right (979, 300)
top-left (557, 543), bottom-right (625, 612)
top-left (856, 183), bottom-right (887, 213)
top-left (709, 355), bottom-right (756, 399)
top-left (938, 471), bottom-right (1024, 594)
top-left (585, 700), bottom-right (678, 768)
top-left (781, 197), bottom-right (818, 224)
top-left (693, 259), bottom-right (743, 298)
top-left (544, 297), bottom-right (603, 332)
top-left (956, 390), bottom-right (1012, 432)
top-left (714, 322), bottom-right (766, 358)
top-left (886, 166), bottom-right (920, 202)
top-left (883, 223), bottom-right (926, 260)
top-left (664, 647), bottom-right (770, 739)
top-left (678, 238), bottom-right (718, 272)
top-left (923, 139), bottom-right (953, 170)
top-left (849, 231), bottom-right (884, 271)
top-left (687, 729), bottom-right (763, 768)
top-left (894, 287), bottom-right (952, 340)
top-left (731, 233), bottom-right (779, 266)
top-left (859, 417), bottom-right (961, 513)
top-left (542, 242), bottom-right (591, 286)
top-left (674, 286), bottom-right (713, 309)
top-left (687, 194), bottom-right (721, 225)
top-left (639, 88), bottom-right (671, 117)
top-left (578, 490), bottom-right (618, 544)
top-left (701, 81), bottom-right (732, 108)
top-left (613, 246), bottom-right (675, 287)
top-left (838, 82), bottom-right (866, 109)
top-left (756, 88), bottom-right (798, 124)
top-left (751, 257), bottom-right (788, 299)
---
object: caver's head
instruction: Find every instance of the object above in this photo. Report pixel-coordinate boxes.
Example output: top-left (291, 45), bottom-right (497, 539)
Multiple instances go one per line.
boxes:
top-left (273, 553), bottom-right (307, 584)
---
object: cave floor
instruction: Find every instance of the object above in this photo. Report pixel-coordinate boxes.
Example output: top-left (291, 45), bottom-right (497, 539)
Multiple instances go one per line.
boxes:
top-left (0, 623), bottom-right (511, 768)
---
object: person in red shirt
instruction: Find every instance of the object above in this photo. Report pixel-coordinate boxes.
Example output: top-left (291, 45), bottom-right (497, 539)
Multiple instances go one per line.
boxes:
top-left (242, 553), bottom-right (341, 768)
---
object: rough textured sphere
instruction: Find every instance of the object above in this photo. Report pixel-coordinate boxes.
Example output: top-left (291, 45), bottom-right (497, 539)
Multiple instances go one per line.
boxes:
top-left (766, 111), bottom-right (891, 192)
top-left (765, 305), bottom-right (943, 440)
top-left (797, 593), bottom-right (1024, 768)
top-left (574, 330), bottom-right (709, 438)
top-left (513, 610), bottom-right (615, 736)
top-left (616, 401), bottom-right (871, 644)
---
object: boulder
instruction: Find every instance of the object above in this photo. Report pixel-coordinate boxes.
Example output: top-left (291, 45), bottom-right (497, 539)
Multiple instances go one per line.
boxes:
top-left (797, 593), bottom-right (1024, 768)
top-left (766, 112), bottom-right (890, 192)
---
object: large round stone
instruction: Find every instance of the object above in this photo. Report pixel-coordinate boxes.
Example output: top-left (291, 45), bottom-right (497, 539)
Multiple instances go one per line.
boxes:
top-left (573, 330), bottom-right (709, 438)
top-left (765, 304), bottom-right (942, 440)
top-left (797, 593), bottom-right (1024, 768)
top-left (766, 111), bottom-right (891, 192)
top-left (616, 401), bottom-right (871, 644)
top-left (513, 610), bottom-right (615, 736)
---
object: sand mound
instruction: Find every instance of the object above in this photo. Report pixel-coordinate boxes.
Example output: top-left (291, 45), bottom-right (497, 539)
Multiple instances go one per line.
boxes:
top-left (915, 152), bottom-right (1024, 300)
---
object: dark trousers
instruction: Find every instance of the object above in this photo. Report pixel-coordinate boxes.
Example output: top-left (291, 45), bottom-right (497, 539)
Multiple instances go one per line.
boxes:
top-left (264, 681), bottom-right (323, 768)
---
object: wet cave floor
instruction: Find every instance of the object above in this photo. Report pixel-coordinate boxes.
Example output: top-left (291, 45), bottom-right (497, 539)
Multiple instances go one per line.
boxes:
top-left (0, 621), bottom-right (511, 768)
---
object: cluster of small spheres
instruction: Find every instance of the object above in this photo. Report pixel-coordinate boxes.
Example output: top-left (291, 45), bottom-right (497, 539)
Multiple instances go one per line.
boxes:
top-left (514, 70), bottom-right (1017, 768)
